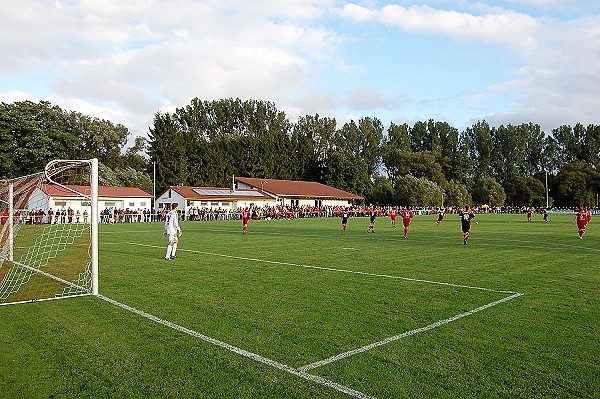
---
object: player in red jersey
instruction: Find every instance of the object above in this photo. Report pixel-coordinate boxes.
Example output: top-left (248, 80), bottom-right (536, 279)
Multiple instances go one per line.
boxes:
top-left (400, 207), bottom-right (414, 238)
top-left (527, 208), bottom-right (533, 222)
top-left (242, 208), bottom-right (251, 234)
top-left (573, 208), bottom-right (591, 239)
top-left (389, 207), bottom-right (397, 228)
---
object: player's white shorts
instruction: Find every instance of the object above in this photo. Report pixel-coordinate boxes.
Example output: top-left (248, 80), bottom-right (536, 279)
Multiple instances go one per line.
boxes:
top-left (166, 231), bottom-right (178, 242)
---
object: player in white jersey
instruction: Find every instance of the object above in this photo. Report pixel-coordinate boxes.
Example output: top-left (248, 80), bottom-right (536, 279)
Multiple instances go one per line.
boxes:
top-left (164, 202), bottom-right (182, 260)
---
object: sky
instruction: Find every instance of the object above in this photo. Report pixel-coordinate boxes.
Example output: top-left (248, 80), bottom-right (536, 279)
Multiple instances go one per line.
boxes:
top-left (1, 0), bottom-right (599, 146)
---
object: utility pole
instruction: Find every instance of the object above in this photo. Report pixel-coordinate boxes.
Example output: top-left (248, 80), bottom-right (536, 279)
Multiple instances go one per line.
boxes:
top-left (545, 169), bottom-right (549, 208)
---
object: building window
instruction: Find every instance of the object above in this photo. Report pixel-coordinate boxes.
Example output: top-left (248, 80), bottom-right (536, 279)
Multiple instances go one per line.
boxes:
top-left (81, 201), bottom-right (91, 206)
top-left (141, 202), bottom-right (146, 207)
top-left (105, 202), bottom-right (116, 208)
top-left (129, 202), bottom-right (135, 207)
top-left (55, 201), bottom-right (66, 207)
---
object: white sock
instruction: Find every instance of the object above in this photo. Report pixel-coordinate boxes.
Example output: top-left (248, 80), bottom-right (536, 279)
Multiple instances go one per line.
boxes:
top-left (172, 243), bottom-right (177, 256)
top-left (165, 245), bottom-right (173, 259)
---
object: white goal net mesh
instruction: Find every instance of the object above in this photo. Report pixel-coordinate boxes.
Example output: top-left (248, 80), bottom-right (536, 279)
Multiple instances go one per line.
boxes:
top-left (0, 160), bottom-right (96, 305)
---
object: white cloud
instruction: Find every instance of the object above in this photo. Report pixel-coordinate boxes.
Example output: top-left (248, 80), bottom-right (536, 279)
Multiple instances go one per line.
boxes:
top-left (337, 3), bottom-right (539, 49)
top-left (1, 0), bottom-right (599, 143)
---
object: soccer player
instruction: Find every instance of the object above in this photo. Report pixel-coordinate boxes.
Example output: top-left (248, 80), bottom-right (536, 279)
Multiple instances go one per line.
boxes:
top-left (242, 208), bottom-right (251, 234)
top-left (459, 205), bottom-right (475, 245)
top-left (389, 207), bottom-right (397, 228)
top-left (400, 207), bottom-right (414, 238)
top-left (573, 207), bottom-right (590, 239)
top-left (527, 208), bottom-right (533, 222)
top-left (164, 203), bottom-right (182, 260)
top-left (341, 208), bottom-right (349, 231)
top-left (543, 208), bottom-right (549, 222)
top-left (436, 207), bottom-right (445, 226)
top-left (367, 207), bottom-right (377, 233)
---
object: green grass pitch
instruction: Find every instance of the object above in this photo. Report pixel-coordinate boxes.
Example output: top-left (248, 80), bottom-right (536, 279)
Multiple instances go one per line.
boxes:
top-left (1, 212), bottom-right (598, 398)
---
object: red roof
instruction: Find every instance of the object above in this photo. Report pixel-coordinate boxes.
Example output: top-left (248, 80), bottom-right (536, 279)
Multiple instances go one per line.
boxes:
top-left (40, 184), bottom-right (152, 198)
top-left (235, 177), bottom-right (362, 200)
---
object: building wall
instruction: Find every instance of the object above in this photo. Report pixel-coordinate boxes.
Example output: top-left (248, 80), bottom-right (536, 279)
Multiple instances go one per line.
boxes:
top-left (281, 198), bottom-right (354, 208)
top-left (26, 188), bottom-right (151, 219)
top-left (155, 190), bottom-right (185, 211)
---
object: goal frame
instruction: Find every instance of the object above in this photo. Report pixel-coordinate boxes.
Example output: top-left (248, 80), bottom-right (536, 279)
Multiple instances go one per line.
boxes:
top-left (1, 158), bottom-right (99, 303)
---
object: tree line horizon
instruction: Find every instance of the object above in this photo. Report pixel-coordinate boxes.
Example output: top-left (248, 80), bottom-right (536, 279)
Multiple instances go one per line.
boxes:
top-left (1, 99), bottom-right (599, 208)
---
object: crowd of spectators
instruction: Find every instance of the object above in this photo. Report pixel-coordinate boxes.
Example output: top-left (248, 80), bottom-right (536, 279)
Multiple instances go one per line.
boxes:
top-left (11, 204), bottom-right (599, 225)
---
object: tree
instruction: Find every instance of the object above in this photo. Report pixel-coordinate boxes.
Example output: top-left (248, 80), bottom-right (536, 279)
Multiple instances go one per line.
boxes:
top-left (519, 123), bottom-right (545, 177)
top-left (554, 161), bottom-right (599, 207)
top-left (290, 114), bottom-right (338, 182)
top-left (503, 176), bottom-right (545, 207)
top-left (381, 122), bottom-right (411, 183)
top-left (148, 111), bottom-right (188, 192)
top-left (471, 178), bottom-right (506, 206)
top-left (66, 111), bottom-right (129, 168)
top-left (370, 175), bottom-right (395, 205)
top-left (323, 148), bottom-right (370, 198)
top-left (0, 101), bottom-right (77, 178)
top-left (465, 120), bottom-right (493, 179)
top-left (491, 124), bottom-right (526, 184)
top-left (395, 176), bottom-right (443, 206)
top-left (441, 180), bottom-right (472, 207)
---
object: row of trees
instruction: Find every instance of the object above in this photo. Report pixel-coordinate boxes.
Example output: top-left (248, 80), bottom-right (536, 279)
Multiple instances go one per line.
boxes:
top-left (0, 101), bottom-right (152, 192)
top-left (148, 98), bottom-right (599, 207)
top-left (2, 99), bottom-right (599, 208)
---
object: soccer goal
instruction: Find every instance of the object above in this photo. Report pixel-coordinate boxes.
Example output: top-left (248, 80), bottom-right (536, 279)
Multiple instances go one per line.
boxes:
top-left (0, 159), bottom-right (98, 306)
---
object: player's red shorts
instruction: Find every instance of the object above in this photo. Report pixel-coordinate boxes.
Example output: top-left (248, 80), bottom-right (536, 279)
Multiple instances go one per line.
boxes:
top-left (577, 221), bottom-right (587, 230)
top-left (403, 219), bottom-right (411, 227)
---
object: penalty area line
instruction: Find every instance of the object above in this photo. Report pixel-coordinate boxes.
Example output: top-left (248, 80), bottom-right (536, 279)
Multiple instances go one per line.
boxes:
top-left (96, 294), bottom-right (374, 399)
top-left (299, 292), bottom-right (524, 372)
top-left (121, 242), bottom-right (518, 294)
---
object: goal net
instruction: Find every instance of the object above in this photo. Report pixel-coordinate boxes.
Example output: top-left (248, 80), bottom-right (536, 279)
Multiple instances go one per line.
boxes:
top-left (0, 159), bottom-right (98, 306)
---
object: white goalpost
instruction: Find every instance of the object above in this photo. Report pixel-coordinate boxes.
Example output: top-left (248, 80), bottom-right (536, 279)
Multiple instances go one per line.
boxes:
top-left (0, 158), bottom-right (98, 305)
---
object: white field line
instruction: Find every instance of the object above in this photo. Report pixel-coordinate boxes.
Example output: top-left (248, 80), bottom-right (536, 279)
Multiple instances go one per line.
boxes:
top-left (121, 242), bottom-right (518, 294)
top-left (97, 294), bottom-right (375, 399)
top-left (99, 241), bottom-right (526, 395)
top-left (299, 292), bottom-right (523, 372)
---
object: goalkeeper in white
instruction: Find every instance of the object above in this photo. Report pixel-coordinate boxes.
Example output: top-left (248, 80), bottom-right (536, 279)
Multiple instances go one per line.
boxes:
top-left (164, 202), bottom-right (182, 260)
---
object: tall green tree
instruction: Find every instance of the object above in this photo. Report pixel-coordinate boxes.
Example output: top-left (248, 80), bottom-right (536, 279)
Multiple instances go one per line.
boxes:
top-left (471, 178), bottom-right (506, 206)
top-left (553, 161), bottom-right (599, 207)
top-left (148, 111), bottom-right (188, 192)
top-left (381, 122), bottom-right (411, 184)
top-left (503, 176), bottom-right (545, 207)
top-left (491, 124), bottom-right (526, 184)
top-left (0, 101), bottom-right (77, 178)
top-left (465, 120), bottom-right (493, 179)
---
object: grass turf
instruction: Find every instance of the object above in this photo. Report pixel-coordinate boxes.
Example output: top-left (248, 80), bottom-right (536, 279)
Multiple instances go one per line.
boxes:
top-left (0, 212), bottom-right (598, 398)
